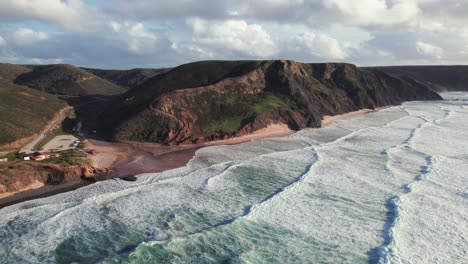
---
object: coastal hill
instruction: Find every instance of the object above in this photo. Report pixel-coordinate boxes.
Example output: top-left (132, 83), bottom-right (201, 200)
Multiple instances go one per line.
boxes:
top-left (14, 64), bottom-right (126, 96)
top-left (0, 63), bottom-right (166, 146)
top-left (375, 66), bottom-right (468, 92)
top-left (101, 60), bottom-right (442, 145)
top-left (83, 67), bottom-right (169, 89)
top-left (0, 64), bottom-right (65, 146)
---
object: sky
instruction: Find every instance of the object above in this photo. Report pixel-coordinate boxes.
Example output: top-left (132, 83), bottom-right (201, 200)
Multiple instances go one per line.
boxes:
top-left (0, 0), bottom-right (467, 69)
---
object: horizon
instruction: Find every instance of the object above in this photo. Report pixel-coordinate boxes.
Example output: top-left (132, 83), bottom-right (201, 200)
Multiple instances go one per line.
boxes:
top-left (2, 59), bottom-right (468, 71)
top-left (1, 0), bottom-right (467, 69)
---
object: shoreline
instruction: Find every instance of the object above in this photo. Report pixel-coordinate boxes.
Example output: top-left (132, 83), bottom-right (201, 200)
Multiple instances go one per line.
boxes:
top-left (0, 108), bottom-right (387, 208)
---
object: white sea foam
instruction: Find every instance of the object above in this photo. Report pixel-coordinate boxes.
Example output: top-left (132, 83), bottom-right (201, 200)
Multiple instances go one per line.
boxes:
top-left (0, 92), bottom-right (467, 263)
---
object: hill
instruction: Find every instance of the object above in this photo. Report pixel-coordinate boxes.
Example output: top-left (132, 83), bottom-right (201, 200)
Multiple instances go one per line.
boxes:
top-left (83, 68), bottom-right (169, 88)
top-left (0, 63), bottom-right (33, 81)
top-left (0, 65), bottom-right (65, 146)
top-left (14, 64), bottom-right (126, 96)
top-left (99, 60), bottom-right (441, 145)
top-left (375, 66), bottom-right (468, 92)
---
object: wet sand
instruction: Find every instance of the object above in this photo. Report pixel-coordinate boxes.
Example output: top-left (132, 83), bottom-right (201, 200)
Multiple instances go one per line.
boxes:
top-left (321, 107), bottom-right (389, 126)
top-left (88, 123), bottom-right (294, 177)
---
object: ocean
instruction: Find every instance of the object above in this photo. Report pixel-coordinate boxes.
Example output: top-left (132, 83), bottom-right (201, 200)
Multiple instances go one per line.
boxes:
top-left (0, 92), bottom-right (467, 263)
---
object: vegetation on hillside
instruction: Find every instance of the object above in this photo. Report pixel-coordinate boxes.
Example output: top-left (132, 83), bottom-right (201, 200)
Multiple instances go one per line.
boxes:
top-left (84, 67), bottom-right (169, 88)
top-left (129, 60), bottom-right (264, 101)
top-left (15, 64), bottom-right (126, 96)
top-left (0, 79), bottom-right (65, 146)
top-left (102, 60), bottom-right (441, 144)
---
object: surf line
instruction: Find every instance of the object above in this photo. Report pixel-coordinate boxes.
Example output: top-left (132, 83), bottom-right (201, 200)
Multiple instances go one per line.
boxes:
top-left (138, 146), bottom-right (320, 247)
top-left (375, 105), bottom-right (447, 264)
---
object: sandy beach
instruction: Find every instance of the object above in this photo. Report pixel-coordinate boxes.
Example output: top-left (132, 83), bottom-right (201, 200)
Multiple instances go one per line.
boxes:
top-left (320, 106), bottom-right (390, 126)
top-left (87, 123), bottom-right (294, 177)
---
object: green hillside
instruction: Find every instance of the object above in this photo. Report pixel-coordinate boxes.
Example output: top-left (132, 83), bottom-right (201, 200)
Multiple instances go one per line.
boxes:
top-left (83, 67), bottom-right (169, 88)
top-left (0, 79), bottom-right (65, 146)
top-left (129, 60), bottom-right (264, 101)
top-left (15, 64), bottom-right (126, 96)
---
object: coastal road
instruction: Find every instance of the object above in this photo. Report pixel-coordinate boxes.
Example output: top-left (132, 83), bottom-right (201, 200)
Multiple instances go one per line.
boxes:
top-left (19, 106), bottom-right (72, 154)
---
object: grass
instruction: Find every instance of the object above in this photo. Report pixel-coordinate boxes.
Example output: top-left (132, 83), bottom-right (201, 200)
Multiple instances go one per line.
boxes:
top-left (252, 93), bottom-right (299, 113)
top-left (15, 64), bottom-right (126, 96)
top-left (131, 60), bottom-right (265, 101)
top-left (84, 67), bottom-right (168, 88)
top-left (1, 169), bottom-right (14, 178)
top-left (202, 92), bottom-right (299, 136)
top-left (40, 149), bottom-right (91, 168)
top-left (204, 116), bottom-right (246, 136)
top-left (0, 80), bottom-right (66, 145)
top-left (0, 152), bottom-right (20, 162)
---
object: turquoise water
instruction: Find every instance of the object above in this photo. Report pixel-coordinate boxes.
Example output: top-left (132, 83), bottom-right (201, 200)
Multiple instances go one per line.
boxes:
top-left (0, 92), bottom-right (467, 263)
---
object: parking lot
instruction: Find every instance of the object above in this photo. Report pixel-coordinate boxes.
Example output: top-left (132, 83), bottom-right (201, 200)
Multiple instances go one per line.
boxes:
top-left (41, 135), bottom-right (80, 152)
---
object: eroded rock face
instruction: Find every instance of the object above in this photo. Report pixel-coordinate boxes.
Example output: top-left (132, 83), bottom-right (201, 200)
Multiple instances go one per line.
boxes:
top-left (0, 163), bottom-right (96, 195)
top-left (104, 60), bottom-right (442, 145)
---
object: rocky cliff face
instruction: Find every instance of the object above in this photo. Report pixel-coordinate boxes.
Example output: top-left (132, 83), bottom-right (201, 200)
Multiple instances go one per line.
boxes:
top-left (102, 60), bottom-right (442, 145)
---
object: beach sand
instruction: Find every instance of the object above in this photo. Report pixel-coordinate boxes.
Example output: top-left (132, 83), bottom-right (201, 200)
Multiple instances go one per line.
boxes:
top-left (87, 123), bottom-right (294, 177)
top-left (320, 107), bottom-right (389, 126)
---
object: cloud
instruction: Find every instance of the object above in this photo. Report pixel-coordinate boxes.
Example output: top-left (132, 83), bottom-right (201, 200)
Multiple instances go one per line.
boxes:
top-left (416, 41), bottom-right (444, 59)
top-left (227, 0), bottom-right (307, 21)
top-left (322, 0), bottom-right (421, 27)
top-left (1, 0), bottom-right (468, 67)
top-left (13, 28), bottom-right (48, 45)
top-left (0, 0), bottom-right (100, 32)
top-left (109, 0), bottom-right (227, 21)
top-left (107, 22), bottom-right (168, 55)
top-left (292, 31), bottom-right (349, 60)
top-left (0, 36), bottom-right (6, 47)
top-left (188, 19), bottom-right (278, 58)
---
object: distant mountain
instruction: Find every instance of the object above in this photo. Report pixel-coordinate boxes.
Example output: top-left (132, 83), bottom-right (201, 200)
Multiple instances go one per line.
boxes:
top-left (83, 68), bottom-right (169, 89)
top-left (100, 60), bottom-right (441, 145)
top-left (14, 64), bottom-right (126, 96)
top-left (375, 66), bottom-right (468, 92)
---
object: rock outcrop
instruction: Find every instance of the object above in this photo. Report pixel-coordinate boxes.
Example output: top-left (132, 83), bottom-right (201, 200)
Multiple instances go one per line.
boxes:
top-left (0, 162), bottom-right (110, 196)
top-left (101, 60), bottom-right (442, 145)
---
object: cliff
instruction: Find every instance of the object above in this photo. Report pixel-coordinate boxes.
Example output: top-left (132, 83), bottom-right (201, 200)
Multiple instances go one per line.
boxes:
top-left (100, 60), bottom-right (442, 145)
top-left (375, 66), bottom-right (468, 92)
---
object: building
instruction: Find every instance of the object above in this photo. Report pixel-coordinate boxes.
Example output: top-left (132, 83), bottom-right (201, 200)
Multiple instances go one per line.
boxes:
top-left (23, 152), bottom-right (58, 161)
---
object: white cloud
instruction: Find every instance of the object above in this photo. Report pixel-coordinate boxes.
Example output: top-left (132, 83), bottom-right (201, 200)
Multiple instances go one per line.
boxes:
top-left (0, 0), bottom-right (100, 32)
top-left (13, 28), bottom-right (48, 44)
top-left (416, 41), bottom-right (444, 59)
top-left (293, 31), bottom-right (349, 59)
top-left (1, 0), bottom-right (468, 67)
top-left (322, 0), bottom-right (421, 26)
top-left (0, 35), bottom-right (6, 47)
top-left (107, 22), bottom-right (168, 56)
top-left (188, 18), bottom-right (278, 57)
